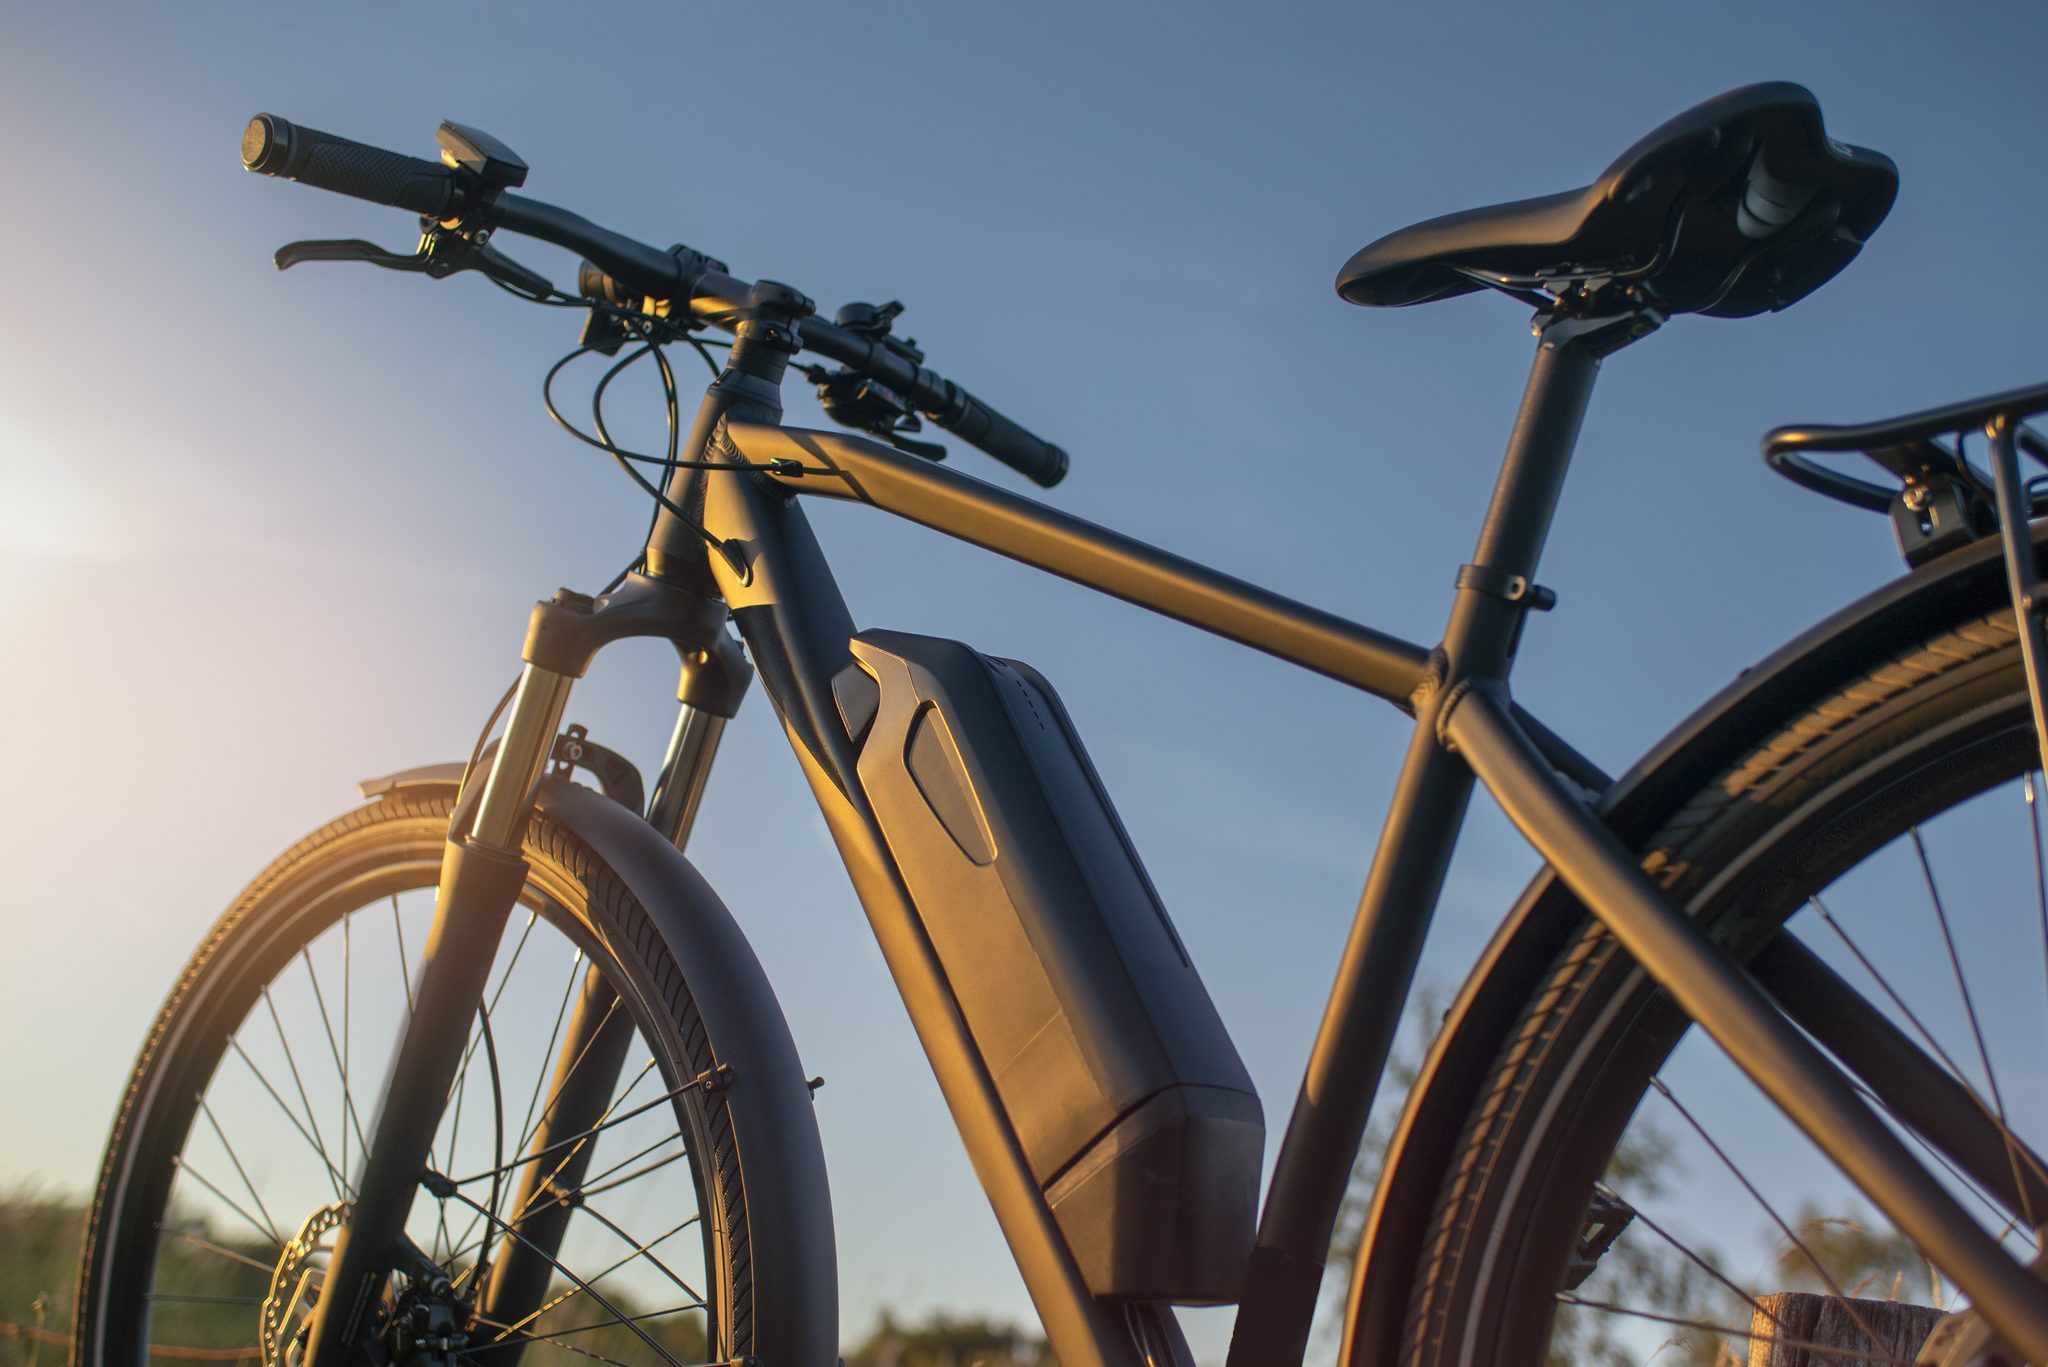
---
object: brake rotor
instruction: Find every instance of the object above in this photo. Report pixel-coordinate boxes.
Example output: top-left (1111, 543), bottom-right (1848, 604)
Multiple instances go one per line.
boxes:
top-left (260, 1201), bottom-right (351, 1367)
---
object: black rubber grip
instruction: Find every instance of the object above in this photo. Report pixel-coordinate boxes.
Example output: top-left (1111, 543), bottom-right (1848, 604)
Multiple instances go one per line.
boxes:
top-left (242, 114), bottom-right (458, 218)
top-left (919, 380), bottom-right (1069, 487)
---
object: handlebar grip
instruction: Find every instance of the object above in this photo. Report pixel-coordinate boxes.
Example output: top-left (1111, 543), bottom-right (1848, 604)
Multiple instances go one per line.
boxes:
top-left (920, 380), bottom-right (1069, 487)
top-left (242, 114), bottom-right (459, 218)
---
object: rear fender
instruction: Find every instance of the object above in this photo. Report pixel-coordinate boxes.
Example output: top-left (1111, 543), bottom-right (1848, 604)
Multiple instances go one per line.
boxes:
top-left (358, 764), bottom-right (839, 1367)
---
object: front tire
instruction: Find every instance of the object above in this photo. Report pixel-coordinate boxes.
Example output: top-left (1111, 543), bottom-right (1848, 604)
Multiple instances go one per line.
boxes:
top-left (77, 788), bottom-right (769, 1367)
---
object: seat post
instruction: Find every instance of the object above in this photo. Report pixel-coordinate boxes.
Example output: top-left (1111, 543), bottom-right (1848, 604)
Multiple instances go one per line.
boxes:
top-left (1437, 302), bottom-right (1663, 691)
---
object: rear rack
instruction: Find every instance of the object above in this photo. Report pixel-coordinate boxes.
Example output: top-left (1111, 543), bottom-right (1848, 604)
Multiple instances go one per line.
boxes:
top-left (1763, 380), bottom-right (2048, 567)
top-left (1765, 379), bottom-right (2048, 785)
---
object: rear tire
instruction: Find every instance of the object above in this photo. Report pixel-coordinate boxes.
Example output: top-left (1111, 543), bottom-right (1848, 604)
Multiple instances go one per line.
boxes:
top-left (77, 788), bottom-right (766, 1367)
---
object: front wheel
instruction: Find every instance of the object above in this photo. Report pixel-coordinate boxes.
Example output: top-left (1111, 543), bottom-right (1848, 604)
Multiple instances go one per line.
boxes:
top-left (1398, 605), bottom-right (2048, 1366)
top-left (77, 788), bottom-right (771, 1367)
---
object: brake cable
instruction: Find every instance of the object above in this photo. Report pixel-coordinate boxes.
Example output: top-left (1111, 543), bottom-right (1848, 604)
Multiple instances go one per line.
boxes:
top-left (533, 311), bottom-right (840, 592)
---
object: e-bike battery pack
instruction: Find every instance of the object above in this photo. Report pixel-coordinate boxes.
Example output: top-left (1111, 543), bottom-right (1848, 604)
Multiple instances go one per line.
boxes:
top-left (836, 630), bottom-right (1263, 1303)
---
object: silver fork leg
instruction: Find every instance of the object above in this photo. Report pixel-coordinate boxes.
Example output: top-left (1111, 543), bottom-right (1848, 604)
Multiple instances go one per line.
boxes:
top-left (648, 703), bottom-right (728, 850)
top-left (302, 662), bottom-right (573, 1367)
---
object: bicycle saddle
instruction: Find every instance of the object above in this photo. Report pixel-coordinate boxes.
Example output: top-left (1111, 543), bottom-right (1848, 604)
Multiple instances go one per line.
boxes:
top-left (1335, 82), bottom-right (1897, 318)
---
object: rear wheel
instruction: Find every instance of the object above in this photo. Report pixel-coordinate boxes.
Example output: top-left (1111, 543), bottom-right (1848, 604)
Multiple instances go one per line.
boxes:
top-left (1399, 606), bottom-right (2048, 1365)
top-left (77, 788), bottom-right (759, 1367)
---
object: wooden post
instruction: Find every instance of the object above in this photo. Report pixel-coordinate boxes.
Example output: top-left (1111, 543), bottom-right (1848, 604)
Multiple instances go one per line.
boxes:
top-left (1746, 1292), bottom-right (1945, 1366)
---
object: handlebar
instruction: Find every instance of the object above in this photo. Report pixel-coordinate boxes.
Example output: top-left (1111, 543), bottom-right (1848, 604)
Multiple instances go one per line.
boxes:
top-left (793, 317), bottom-right (1070, 487)
top-left (243, 114), bottom-right (1069, 487)
top-left (242, 115), bottom-right (460, 219)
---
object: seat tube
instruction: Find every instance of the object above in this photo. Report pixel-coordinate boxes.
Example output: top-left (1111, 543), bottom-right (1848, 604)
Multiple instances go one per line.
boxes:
top-left (1230, 310), bottom-right (1624, 1367)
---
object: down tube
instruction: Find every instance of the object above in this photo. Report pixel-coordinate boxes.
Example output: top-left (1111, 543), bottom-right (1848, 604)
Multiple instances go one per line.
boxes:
top-left (697, 467), bottom-right (1158, 1367)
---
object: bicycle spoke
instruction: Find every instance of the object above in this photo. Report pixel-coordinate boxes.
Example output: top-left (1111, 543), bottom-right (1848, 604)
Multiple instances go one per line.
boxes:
top-left (1845, 1073), bottom-right (2025, 1237)
top-left (158, 1224), bottom-right (275, 1275)
top-left (343, 910), bottom-right (353, 1181)
top-left (440, 903), bottom-right (569, 1268)
top-left (455, 1060), bottom-right (664, 1190)
top-left (2029, 775), bottom-right (2048, 1062)
top-left (571, 1198), bottom-right (705, 1304)
top-left (513, 951), bottom-right (587, 1161)
top-left (97, 797), bottom-right (728, 1367)
top-left (439, 1030), bottom-right (476, 1259)
top-left (445, 1061), bottom-right (667, 1271)
top-left (514, 1303), bottom-right (707, 1343)
top-left (169, 1156), bottom-right (283, 1252)
top-left (485, 907), bottom-right (542, 1019)
top-left (1647, 1077), bottom-right (1888, 1353)
top-left (261, 985), bottom-right (340, 1194)
top-left (498, 1065), bottom-right (668, 1234)
top-left (498, 1005), bottom-right (646, 1235)
top-left (435, 1186), bottom-right (687, 1367)
top-left (462, 1318), bottom-right (643, 1367)
top-left (393, 893), bottom-right (416, 1020)
top-left (1811, 892), bottom-right (2048, 1211)
top-left (227, 1037), bottom-right (353, 1199)
top-left (578, 1148), bottom-right (689, 1205)
top-left (194, 1095), bottom-right (285, 1247)
top-left (497, 1215), bottom-right (703, 1340)
top-left (1554, 1294), bottom-right (1915, 1365)
top-left (1911, 825), bottom-right (2035, 1231)
top-left (1594, 1182), bottom-right (1792, 1342)
top-left (1809, 896), bottom-right (1975, 1085)
top-left (514, 990), bottom-right (625, 1163)
top-left (447, 908), bottom-right (543, 1109)
top-left (577, 1143), bottom-right (688, 1203)
top-left (300, 946), bottom-right (370, 1164)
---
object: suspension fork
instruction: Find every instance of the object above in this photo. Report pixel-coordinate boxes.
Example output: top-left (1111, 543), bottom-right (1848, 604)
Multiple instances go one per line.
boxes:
top-left (457, 319), bottom-right (781, 1360)
top-left (299, 567), bottom-right (735, 1367)
top-left (304, 661), bottom-right (575, 1367)
top-left (471, 640), bottom-right (752, 1365)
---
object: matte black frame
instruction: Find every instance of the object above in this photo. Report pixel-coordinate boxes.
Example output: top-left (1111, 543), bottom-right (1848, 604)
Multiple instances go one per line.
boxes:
top-left (700, 318), bottom-right (2048, 1367)
top-left (236, 103), bottom-right (2048, 1367)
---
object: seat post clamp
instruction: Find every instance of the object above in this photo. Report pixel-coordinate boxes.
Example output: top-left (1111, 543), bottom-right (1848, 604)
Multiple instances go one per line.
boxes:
top-left (1456, 563), bottom-right (1557, 611)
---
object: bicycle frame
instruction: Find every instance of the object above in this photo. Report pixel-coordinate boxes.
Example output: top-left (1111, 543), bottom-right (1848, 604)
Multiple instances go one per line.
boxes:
top-left (697, 305), bottom-right (2048, 1366)
top-left (304, 305), bottom-right (2048, 1367)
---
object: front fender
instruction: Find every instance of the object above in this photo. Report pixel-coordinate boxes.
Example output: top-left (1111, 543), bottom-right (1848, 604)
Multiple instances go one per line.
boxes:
top-left (1343, 526), bottom-right (2039, 1366)
top-left (359, 765), bottom-right (839, 1367)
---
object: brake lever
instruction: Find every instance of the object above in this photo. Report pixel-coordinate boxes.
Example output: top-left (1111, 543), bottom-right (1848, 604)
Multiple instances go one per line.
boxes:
top-left (467, 237), bottom-right (554, 296)
top-left (275, 238), bottom-right (426, 273)
top-left (273, 229), bottom-right (554, 298)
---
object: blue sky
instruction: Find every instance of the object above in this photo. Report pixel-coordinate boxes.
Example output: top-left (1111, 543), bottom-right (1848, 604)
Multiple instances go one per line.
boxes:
top-left (6, 2), bottom-right (2048, 1359)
